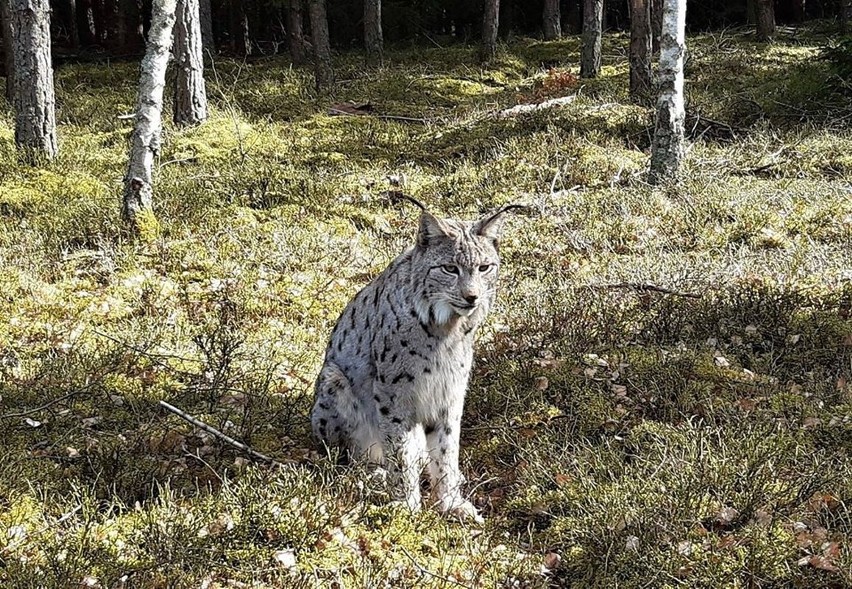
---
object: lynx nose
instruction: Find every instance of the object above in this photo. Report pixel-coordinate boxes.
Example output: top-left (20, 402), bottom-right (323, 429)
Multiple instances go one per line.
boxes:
top-left (463, 293), bottom-right (478, 305)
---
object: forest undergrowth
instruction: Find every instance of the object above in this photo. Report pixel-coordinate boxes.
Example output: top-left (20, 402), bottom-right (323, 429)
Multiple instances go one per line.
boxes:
top-left (1, 26), bottom-right (851, 588)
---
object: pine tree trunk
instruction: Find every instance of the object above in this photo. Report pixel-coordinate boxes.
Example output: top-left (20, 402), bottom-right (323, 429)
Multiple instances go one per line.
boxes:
top-left (581, 0), bottom-right (603, 78)
top-left (1, 0), bottom-right (15, 103)
top-left (651, 0), bottom-right (662, 53)
top-left (198, 0), bottom-right (213, 56)
top-left (116, 0), bottom-right (143, 53)
top-left (648, 0), bottom-right (686, 184)
top-left (174, 0), bottom-right (207, 126)
top-left (229, 0), bottom-right (251, 55)
top-left (364, 0), bottom-right (382, 66)
top-left (308, 0), bottom-right (332, 90)
top-left (285, 0), bottom-right (305, 64)
top-left (68, 0), bottom-right (80, 47)
top-left (480, 0), bottom-right (499, 62)
top-left (629, 0), bottom-right (652, 102)
top-left (542, 0), bottom-right (561, 40)
top-left (11, 0), bottom-right (57, 161)
top-left (755, 0), bottom-right (774, 40)
top-left (122, 0), bottom-right (176, 234)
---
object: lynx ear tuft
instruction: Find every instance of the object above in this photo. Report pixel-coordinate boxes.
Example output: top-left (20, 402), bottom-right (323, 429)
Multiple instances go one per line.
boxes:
top-left (418, 210), bottom-right (451, 247)
top-left (473, 204), bottom-right (529, 241)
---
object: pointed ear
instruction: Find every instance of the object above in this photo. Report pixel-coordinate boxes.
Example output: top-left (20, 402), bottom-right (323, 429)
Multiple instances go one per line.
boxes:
top-left (418, 210), bottom-right (451, 247)
top-left (473, 204), bottom-right (528, 241)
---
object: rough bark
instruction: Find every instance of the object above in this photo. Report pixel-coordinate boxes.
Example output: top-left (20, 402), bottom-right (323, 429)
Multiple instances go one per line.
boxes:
top-left (68, 0), bottom-right (80, 47)
top-left (648, 0), bottom-right (686, 184)
top-left (285, 0), bottom-right (305, 64)
top-left (651, 0), bottom-right (662, 53)
top-left (308, 0), bottom-right (332, 90)
top-left (174, 0), bottom-right (207, 126)
top-left (755, 0), bottom-right (774, 40)
top-left (543, 0), bottom-right (561, 40)
top-left (116, 0), bottom-right (144, 52)
top-left (480, 0), bottom-right (499, 62)
top-left (122, 0), bottom-right (176, 233)
top-left (581, 0), bottom-right (603, 78)
top-left (629, 0), bottom-right (652, 102)
top-left (229, 0), bottom-right (251, 55)
top-left (11, 0), bottom-right (57, 161)
top-left (198, 0), bottom-right (213, 56)
top-left (1, 0), bottom-right (14, 103)
top-left (364, 0), bottom-right (382, 66)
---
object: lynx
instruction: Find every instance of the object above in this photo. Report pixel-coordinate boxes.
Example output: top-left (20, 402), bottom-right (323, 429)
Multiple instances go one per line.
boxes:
top-left (311, 198), bottom-right (521, 522)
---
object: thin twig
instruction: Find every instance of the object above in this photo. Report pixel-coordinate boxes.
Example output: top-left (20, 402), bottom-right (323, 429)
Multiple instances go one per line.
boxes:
top-left (601, 282), bottom-right (702, 299)
top-left (399, 546), bottom-right (475, 589)
top-left (158, 400), bottom-right (282, 466)
top-left (1, 383), bottom-right (97, 419)
top-left (0, 505), bottom-right (82, 555)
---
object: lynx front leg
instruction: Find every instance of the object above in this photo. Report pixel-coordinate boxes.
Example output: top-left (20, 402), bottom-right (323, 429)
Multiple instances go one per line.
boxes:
top-left (426, 413), bottom-right (483, 523)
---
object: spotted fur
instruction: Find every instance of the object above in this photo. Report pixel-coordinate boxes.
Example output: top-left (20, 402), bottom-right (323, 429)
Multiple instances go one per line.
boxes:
top-left (311, 204), bottom-right (518, 521)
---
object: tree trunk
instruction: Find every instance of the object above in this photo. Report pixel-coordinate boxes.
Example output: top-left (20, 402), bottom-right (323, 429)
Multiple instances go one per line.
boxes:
top-left (843, 0), bottom-right (851, 33)
top-left (68, 0), bottom-right (80, 47)
top-left (580, 0), bottom-right (603, 78)
top-left (480, 0), bottom-right (499, 62)
top-left (542, 0), bottom-right (561, 40)
top-left (116, 0), bottom-right (143, 53)
top-left (198, 0), bottom-right (213, 56)
top-left (629, 0), bottom-right (652, 103)
top-left (651, 0), bottom-right (662, 53)
top-left (307, 0), bottom-right (332, 90)
top-left (122, 0), bottom-right (176, 234)
top-left (11, 0), bottom-right (57, 161)
top-left (229, 0), bottom-right (251, 55)
top-left (755, 0), bottom-right (774, 40)
top-left (648, 0), bottom-right (686, 184)
top-left (364, 0), bottom-right (382, 66)
top-left (285, 0), bottom-right (305, 64)
top-left (174, 0), bottom-right (207, 126)
top-left (1, 0), bottom-right (14, 103)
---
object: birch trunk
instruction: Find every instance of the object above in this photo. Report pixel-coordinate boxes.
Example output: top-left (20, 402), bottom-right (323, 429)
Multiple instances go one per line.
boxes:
top-left (480, 0), bottom-right (499, 62)
top-left (198, 0), bottom-right (213, 57)
top-left (308, 0), bottom-right (332, 90)
top-left (755, 0), bottom-right (774, 40)
top-left (11, 0), bottom-right (57, 161)
top-left (285, 0), bottom-right (305, 64)
top-left (542, 0), bottom-right (561, 40)
top-left (174, 0), bottom-right (207, 126)
top-left (581, 0), bottom-right (603, 78)
top-left (629, 0), bottom-right (652, 102)
top-left (648, 0), bottom-right (686, 184)
top-left (122, 0), bottom-right (176, 233)
top-left (364, 0), bottom-right (382, 66)
top-left (1, 0), bottom-right (14, 103)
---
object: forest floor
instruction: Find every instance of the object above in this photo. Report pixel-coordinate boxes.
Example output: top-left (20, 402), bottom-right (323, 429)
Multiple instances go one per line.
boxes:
top-left (1, 25), bottom-right (851, 588)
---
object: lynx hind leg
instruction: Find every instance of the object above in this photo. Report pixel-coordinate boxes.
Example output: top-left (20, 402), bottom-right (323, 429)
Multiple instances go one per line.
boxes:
top-left (311, 362), bottom-right (353, 452)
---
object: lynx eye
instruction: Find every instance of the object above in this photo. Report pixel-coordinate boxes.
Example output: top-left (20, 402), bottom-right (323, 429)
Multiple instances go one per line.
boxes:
top-left (478, 264), bottom-right (494, 273)
top-left (441, 264), bottom-right (460, 275)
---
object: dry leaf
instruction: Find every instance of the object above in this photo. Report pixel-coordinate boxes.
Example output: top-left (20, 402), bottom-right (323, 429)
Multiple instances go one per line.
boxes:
top-left (542, 551), bottom-right (561, 572)
top-left (715, 506), bottom-right (739, 526)
top-left (534, 377), bottom-right (549, 391)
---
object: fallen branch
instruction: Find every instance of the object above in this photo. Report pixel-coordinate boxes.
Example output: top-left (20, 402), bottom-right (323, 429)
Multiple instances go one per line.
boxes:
top-left (497, 94), bottom-right (577, 118)
top-left (602, 282), bottom-right (702, 299)
top-left (2, 382), bottom-right (97, 420)
top-left (158, 400), bottom-right (282, 466)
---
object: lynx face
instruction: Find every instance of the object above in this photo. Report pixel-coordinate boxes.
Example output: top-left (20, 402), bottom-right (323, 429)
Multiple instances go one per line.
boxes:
top-left (413, 221), bottom-right (502, 326)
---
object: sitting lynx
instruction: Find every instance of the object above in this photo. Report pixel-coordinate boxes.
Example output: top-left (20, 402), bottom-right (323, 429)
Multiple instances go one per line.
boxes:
top-left (311, 198), bottom-right (521, 522)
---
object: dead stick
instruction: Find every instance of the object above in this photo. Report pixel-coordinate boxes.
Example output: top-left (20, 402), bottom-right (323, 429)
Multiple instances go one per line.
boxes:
top-left (158, 400), bottom-right (281, 466)
top-left (602, 282), bottom-right (702, 299)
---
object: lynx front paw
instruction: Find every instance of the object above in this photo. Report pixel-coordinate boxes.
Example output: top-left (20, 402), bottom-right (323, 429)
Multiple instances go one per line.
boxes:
top-left (437, 497), bottom-right (484, 524)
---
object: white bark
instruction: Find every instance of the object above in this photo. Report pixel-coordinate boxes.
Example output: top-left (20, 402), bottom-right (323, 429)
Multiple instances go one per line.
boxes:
top-left (648, 0), bottom-right (686, 184)
top-left (174, 0), bottom-right (208, 126)
top-left (11, 0), bottom-right (57, 160)
top-left (122, 0), bottom-right (176, 230)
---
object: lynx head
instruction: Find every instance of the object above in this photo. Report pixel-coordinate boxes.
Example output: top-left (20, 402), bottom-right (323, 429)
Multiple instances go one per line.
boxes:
top-left (409, 203), bottom-right (523, 327)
